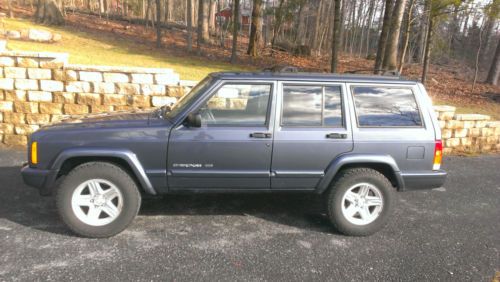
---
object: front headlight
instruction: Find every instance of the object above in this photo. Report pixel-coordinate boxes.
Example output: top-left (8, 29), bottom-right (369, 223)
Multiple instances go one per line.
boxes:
top-left (31, 141), bottom-right (38, 165)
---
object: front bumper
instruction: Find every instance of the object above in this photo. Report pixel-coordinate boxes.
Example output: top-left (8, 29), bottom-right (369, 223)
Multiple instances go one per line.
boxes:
top-left (21, 164), bottom-right (58, 196)
top-left (400, 170), bottom-right (447, 191)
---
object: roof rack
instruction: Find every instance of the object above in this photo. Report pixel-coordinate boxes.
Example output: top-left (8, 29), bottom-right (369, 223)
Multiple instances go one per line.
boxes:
top-left (262, 65), bottom-right (300, 73)
top-left (344, 69), bottom-right (400, 76)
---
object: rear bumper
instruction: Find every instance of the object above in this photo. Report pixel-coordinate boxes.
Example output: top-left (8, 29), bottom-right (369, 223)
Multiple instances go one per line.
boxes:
top-left (400, 170), bottom-right (447, 191)
top-left (21, 164), bottom-right (57, 196)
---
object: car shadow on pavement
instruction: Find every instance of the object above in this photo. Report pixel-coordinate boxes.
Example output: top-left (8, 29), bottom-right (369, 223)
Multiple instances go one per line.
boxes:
top-left (1, 166), bottom-right (337, 236)
top-left (140, 193), bottom-right (336, 234)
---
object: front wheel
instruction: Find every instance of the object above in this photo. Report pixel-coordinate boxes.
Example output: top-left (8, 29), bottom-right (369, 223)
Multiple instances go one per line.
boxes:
top-left (327, 168), bottom-right (395, 236)
top-left (56, 162), bottom-right (141, 238)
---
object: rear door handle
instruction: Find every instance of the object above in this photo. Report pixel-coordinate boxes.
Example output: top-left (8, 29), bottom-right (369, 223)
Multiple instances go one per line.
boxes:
top-left (326, 133), bottom-right (347, 139)
top-left (250, 132), bottom-right (272, 138)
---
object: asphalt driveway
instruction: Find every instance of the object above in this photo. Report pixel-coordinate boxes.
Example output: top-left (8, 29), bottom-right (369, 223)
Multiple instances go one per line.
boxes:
top-left (0, 149), bottom-right (499, 281)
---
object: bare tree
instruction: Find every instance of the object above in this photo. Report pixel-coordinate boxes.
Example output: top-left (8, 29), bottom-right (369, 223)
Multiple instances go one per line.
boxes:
top-left (197, 0), bottom-right (204, 49)
top-left (382, 0), bottom-right (407, 71)
top-left (374, 0), bottom-right (394, 73)
top-left (331, 0), bottom-right (342, 73)
top-left (247, 0), bottom-right (263, 57)
top-left (35, 0), bottom-right (65, 25)
top-left (202, 0), bottom-right (210, 42)
top-left (486, 37), bottom-right (500, 85)
top-left (472, 24), bottom-right (485, 92)
top-left (8, 0), bottom-right (13, 18)
top-left (156, 0), bottom-right (162, 47)
top-left (187, 0), bottom-right (193, 52)
top-left (398, 0), bottom-right (414, 73)
top-left (231, 0), bottom-right (240, 63)
top-left (271, 0), bottom-right (286, 50)
top-left (421, 0), bottom-right (433, 84)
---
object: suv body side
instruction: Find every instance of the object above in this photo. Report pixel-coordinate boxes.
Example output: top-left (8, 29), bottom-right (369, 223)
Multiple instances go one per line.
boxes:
top-left (21, 73), bottom-right (446, 196)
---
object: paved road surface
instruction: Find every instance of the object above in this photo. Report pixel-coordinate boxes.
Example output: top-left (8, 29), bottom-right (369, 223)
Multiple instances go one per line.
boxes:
top-left (0, 149), bottom-right (499, 281)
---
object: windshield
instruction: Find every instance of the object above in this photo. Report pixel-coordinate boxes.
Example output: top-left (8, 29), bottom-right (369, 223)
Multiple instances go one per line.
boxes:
top-left (165, 76), bottom-right (214, 119)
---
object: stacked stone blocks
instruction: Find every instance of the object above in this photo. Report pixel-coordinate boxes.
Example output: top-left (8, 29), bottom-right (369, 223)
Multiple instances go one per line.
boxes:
top-left (0, 51), bottom-right (184, 146)
top-left (434, 105), bottom-right (500, 154)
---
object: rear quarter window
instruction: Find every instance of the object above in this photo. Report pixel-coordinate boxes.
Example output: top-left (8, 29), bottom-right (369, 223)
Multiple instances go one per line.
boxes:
top-left (351, 86), bottom-right (422, 127)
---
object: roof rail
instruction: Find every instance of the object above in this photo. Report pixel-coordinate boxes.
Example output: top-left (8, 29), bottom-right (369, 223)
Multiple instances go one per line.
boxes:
top-left (344, 69), bottom-right (400, 76)
top-left (262, 65), bottom-right (300, 73)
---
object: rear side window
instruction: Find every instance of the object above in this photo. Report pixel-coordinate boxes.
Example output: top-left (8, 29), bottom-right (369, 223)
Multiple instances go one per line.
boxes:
top-left (352, 86), bottom-right (422, 127)
top-left (282, 85), bottom-right (343, 127)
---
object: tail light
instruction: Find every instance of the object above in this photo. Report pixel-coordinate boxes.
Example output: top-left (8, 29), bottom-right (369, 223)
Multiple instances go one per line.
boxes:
top-left (433, 140), bottom-right (442, 170)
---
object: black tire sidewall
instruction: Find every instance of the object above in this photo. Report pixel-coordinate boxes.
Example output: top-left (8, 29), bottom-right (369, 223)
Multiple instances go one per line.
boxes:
top-left (57, 162), bottom-right (141, 238)
top-left (328, 169), bottom-right (394, 236)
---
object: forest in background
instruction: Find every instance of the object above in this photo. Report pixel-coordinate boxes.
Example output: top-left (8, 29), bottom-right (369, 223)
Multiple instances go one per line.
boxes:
top-left (2, 0), bottom-right (500, 117)
top-left (19, 0), bottom-right (500, 84)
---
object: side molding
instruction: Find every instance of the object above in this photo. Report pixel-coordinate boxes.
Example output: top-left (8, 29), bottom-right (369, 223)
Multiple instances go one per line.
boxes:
top-left (50, 148), bottom-right (157, 195)
top-left (316, 154), bottom-right (404, 193)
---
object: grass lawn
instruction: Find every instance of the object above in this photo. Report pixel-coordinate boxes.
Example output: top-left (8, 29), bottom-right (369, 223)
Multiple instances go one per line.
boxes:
top-left (2, 17), bottom-right (249, 81)
top-left (433, 98), bottom-right (500, 120)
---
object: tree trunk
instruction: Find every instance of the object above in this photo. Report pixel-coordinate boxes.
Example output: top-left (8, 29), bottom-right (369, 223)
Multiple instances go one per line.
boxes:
top-left (247, 0), bottom-right (263, 57)
top-left (98, 0), bottom-right (104, 15)
top-left (486, 37), bottom-right (500, 85)
top-left (156, 0), bottom-right (162, 47)
top-left (208, 0), bottom-right (216, 33)
top-left (271, 0), bottom-right (285, 50)
top-left (374, 0), bottom-right (393, 73)
top-left (364, 0), bottom-right (376, 57)
top-left (231, 0), bottom-right (240, 63)
top-left (145, 0), bottom-right (152, 28)
top-left (165, 0), bottom-right (172, 22)
top-left (421, 15), bottom-right (433, 84)
top-left (398, 0), bottom-right (414, 73)
top-left (382, 0), bottom-right (406, 72)
top-left (472, 25), bottom-right (485, 92)
top-left (331, 0), bottom-right (341, 73)
top-left (8, 0), bottom-right (13, 18)
top-left (187, 0), bottom-right (193, 52)
top-left (312, 0), bottom-right (324, 53)
top-left (480, 19), bottom-right (494, 65)
top-left (35, 0), bottom-right (65, 25)
top-left (202, 0), bottom-right (210, 42)
top-left (197, 0), bottom-right (204, 48)
top-left (294, 1), bottom-right (307, 45)
top-left (339, 0), bottom-right (345, 51)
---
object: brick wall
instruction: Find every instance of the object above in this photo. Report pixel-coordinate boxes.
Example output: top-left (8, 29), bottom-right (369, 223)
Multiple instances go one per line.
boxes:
top-left (434, 106), bottom-right (500, 154)
top-left (0, 51), bottom-right (190, 146)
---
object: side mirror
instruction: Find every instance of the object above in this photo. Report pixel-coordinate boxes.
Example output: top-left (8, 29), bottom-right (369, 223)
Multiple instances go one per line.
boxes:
top-left (185, 112), bottom-right (202, 128)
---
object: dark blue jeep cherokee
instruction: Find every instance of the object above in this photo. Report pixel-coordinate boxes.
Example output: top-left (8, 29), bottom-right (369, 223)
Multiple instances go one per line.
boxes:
top-left (21, 72), bottom-right (447, 238)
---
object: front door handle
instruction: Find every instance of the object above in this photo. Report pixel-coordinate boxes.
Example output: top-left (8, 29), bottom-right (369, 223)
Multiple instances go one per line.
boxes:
top-left (326, 133), bottom-right (347, 139)
top-left (250, 132), bottom-right (272, 138)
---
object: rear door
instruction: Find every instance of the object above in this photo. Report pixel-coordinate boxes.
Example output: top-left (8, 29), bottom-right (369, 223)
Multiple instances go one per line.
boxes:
top-left (271, 81), bottom-right (353, 190)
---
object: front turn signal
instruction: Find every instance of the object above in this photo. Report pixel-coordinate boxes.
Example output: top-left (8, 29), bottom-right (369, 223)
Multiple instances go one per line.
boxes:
top-left (31, 141), bottom-right (38, 165)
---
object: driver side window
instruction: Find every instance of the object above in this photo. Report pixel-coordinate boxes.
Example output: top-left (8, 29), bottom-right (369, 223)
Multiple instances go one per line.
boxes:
top-left (200, 84), bottom-right (272, 126)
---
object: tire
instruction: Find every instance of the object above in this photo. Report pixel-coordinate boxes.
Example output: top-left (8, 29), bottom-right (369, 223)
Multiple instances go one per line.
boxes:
top-left (326, 168), bottom-right (394, 236)
top-left (56, 162), bottom-right (141, 238)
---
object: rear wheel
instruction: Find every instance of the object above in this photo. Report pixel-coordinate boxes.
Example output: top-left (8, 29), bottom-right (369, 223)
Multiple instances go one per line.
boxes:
top-left (56, 162), bottom-right (141, 238)
top-left (327, 168), bottom-right (394, 236)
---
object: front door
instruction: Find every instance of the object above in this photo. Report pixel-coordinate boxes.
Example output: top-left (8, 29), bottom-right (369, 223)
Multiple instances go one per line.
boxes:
top-left (167, 81), bottom-right (276, 190)
top-left (271, 82), bottom-right (353, 190)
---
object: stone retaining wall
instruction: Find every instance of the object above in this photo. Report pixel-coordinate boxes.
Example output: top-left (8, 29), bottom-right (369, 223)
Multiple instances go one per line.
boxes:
top-left (0, 51), bottom-right (187, 146)
top-left (0, 50), bottom-right (499, 155)
top-left (434, 106), bottom-right (500, 154)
